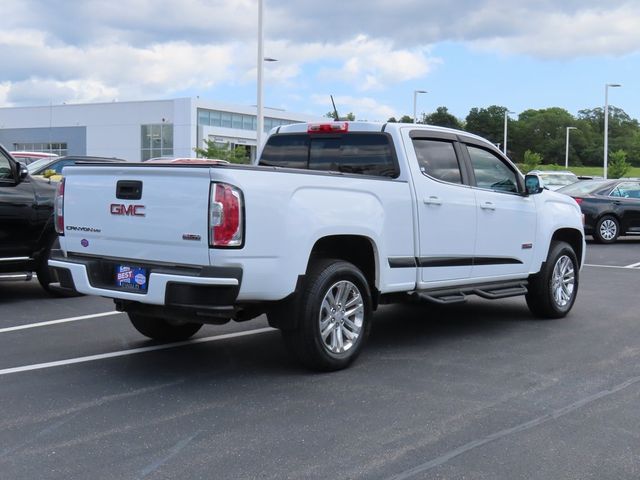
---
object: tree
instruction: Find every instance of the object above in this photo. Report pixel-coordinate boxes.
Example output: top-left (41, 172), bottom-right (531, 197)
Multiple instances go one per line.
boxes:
top-left (325, 111), bottom-right (356, 121)
top-left (387, 117), bottom-right (398, 123)
top-left (608, 149), bottom-right (631, 178)
top-left (465, 105), bottom-right (509, 146)
top-left (422, 106), bottom-right (462, 129)
top-left (194, 140), bottom-right (249, 164)
top-left (522, 150), bottom-right (543, 173)
top-left (509, 108), bottom-right (576, 164)
top-left (398, 115), bottom-right (413, 123)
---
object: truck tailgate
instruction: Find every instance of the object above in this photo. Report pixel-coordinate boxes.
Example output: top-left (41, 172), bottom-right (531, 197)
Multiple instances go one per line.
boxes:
top-left (62, 166), bottom-right (212, 266)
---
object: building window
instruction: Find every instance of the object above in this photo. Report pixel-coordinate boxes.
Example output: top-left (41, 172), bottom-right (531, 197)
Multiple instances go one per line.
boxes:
top-left (12, 142), bottom-right (68, 156)
top-left (141, 123), bottom-right (173, 161)
top-left (196, 108), bottom-right (296, 133)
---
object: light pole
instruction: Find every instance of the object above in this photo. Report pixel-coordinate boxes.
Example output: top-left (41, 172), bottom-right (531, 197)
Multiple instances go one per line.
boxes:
top-left (604, 83), bottom-right (621, 179)
top-left (503, 110), bottom-right (515, 155)
top-left (413, 90), bottom-right (427, 124)
top-left (565, 126), bottom-right (577, 168)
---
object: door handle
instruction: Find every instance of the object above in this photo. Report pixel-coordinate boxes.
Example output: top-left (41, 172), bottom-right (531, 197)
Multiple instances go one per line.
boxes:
top-left (480, 201), bottom-right (496, 210)
top-left (424, 196), bottom-right (442, 206)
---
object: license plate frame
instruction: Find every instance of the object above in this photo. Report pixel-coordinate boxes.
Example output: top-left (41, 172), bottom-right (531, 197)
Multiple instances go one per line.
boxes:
top-left (115, 265), bottom-right (148, 291)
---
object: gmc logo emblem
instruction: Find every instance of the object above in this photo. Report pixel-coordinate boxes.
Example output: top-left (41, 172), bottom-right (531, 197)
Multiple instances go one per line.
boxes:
top-left (110, 204), bottom-right (146, 217)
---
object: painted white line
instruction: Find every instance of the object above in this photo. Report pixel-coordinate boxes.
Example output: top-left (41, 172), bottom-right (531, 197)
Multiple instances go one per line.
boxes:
top-left (0, 327), bottom-right (276, 376)
top-left (624, 261), bottom-right (640, 268)
top-left (0, 311), bottom-right (122, 334)
top-left (584, 263), bottom-right (640, 270)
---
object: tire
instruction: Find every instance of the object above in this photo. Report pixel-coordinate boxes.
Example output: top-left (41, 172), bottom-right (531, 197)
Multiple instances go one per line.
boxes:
top-left (593, 215), bottom-right (620, 244)
top-left (526, 241), bottom-right (579, 319)
top-left (36, 236), bottom-right (81, 297)
top-left (128, 312), bottom-right (203, 342)
top-left (280, 259), bottom-right (372, 371)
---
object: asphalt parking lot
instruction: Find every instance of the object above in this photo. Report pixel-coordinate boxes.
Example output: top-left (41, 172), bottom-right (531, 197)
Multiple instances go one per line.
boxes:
top-left (1, 239), bottom-right (639, 479)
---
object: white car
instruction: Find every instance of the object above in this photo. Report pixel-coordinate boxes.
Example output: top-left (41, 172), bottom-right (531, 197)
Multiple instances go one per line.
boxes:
top-left (50, 122), bottom-right (585, 371)
top-left (528, 170), bottom-right (579, 190)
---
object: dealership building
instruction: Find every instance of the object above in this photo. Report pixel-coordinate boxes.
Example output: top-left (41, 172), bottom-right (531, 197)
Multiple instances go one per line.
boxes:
top-left (0, 98), bottom-right (321, 162)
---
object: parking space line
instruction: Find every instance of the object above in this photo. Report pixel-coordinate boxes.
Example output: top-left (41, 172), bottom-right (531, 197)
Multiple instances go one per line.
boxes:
top-left (0, 327), bottom-right (276, 376)
top-left (0, 311), bottom-right (122, 334)
top-left (624, 261), bottom-right (640, 268)
top-left (584, 264), bottom-right (640, 270)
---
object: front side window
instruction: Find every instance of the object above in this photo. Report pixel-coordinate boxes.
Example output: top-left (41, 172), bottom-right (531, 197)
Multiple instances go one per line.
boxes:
top-left (467, 145), bottom-right (519, 193)
top-left (0, 150), bottom-right (13, 181)
top-left (412, 139), bottom-right (462, 184)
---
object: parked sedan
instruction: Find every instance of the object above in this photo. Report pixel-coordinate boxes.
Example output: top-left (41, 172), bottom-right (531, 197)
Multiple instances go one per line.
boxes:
top-left (10, 151), bottom-right (58, 165)
top-left (528, 170), bottom-right (579, 190)
top-left (27, 155), bottom-right (126, 181)
top-left (557, 179), bottom-right (640, 243)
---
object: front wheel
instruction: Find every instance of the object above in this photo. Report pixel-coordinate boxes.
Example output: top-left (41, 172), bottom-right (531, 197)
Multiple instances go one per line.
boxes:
top-left (280, 259), bottom-right (372, 371)
top-left (526, 241), bottom-right (579, 319)
top-left (128, 313), bottom-right (203, 342)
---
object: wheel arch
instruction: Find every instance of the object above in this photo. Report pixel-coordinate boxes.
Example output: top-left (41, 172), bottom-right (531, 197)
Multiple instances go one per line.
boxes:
top-left (307, 234), bottom-right (380, 307)
top-left (551, 228), bottom-right (584, 267)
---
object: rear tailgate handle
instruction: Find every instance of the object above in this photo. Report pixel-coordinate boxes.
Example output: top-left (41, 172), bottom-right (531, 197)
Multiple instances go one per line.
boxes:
top-left (116, 180), bottom-right (143, 200)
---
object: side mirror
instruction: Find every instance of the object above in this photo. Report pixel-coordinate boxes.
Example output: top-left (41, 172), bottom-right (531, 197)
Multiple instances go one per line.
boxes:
top-left (524, 174), bottom-right (543, 195)
top-left (16, 162), bottom-right (29, 183)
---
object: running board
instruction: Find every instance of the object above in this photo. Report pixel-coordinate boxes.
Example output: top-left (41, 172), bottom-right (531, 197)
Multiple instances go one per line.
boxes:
top-left (415, 281), bottom-right (528, 305)
top-left (0, 272), bottom-right (33, 282)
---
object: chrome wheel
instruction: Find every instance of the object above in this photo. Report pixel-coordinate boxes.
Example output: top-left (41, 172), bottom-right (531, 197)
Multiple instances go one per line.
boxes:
top-left (319, 280), bottom-right (364, 354)
top-left (599, 218), bottom-right (618, 241)
top-left (551, 255), bottom-right (575, 307)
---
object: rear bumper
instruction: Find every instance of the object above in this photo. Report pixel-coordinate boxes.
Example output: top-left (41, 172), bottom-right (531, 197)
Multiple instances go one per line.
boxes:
top-left (49, 251), bottom-right (242, 307)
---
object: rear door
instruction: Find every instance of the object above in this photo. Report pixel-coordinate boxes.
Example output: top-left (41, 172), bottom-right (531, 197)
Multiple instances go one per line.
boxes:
top-left (63, 165), bottom-right (213, 266)
top-left (403, 130), bottom-right (477, 284)
top-left (609, 181), bottom-right (640, 233)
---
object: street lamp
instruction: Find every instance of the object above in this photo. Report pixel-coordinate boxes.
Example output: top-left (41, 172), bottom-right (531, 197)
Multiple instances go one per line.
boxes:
top-left (413, 90), bottom-right (427, 124)
top-left (604, 83), bottom-right (621, 179)
top-left (503, 110), bottom-right (515, 155)
top-left (565, 126), bottom-right (577, 168)
top-left (256, 0), bottom-right (279, 157)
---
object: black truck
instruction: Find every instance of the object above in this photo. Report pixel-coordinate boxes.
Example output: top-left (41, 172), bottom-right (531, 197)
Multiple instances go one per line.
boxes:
top-left (0, 144), bottom-right (70, 294)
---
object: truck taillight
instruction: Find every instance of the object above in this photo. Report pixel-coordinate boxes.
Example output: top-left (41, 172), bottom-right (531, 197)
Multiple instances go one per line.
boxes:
top-left (574, 197), bottom-right (583, 205)
top-left (209, 183), bottom-right (243, 248)
top-left (55, 178), bottom-right (65, 235)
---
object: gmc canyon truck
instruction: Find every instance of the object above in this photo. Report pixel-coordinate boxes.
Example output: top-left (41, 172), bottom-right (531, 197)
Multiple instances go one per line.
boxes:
top-left (50, 122), bottom-right (585, 370)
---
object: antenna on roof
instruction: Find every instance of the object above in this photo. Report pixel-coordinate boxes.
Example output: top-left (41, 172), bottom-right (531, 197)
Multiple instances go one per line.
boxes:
top-left (330, 95), bottom-right (340, 121)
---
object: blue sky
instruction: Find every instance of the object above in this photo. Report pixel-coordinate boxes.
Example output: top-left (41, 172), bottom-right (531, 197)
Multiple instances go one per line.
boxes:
top-left (1, 0), bottom-right (639, 123)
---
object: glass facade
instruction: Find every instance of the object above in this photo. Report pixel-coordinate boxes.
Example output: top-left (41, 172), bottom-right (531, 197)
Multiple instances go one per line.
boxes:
top-left (12, 142), bottom-right (68, 156)
top-left (197, 108), bottom-right (294, 133)
top-left (141, 124), bottom-right (173, 161)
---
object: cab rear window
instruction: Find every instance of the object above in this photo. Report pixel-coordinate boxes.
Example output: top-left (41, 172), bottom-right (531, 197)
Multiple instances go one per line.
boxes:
top-left (260, 133), bottom-right (398, 178)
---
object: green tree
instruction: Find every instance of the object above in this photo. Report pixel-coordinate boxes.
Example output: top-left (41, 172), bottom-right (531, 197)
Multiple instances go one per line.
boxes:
top-left (398, 115), bottom-right (413, 123)
top-left (194, 140), bottom-right (249, 164)
top-left (522, 150), bottom-right (543, 173)
top-left (387, 117), bottom-right (398, 123)
top-left (422, 106), bottom-right (462, 129)
top-left (578, 106), bottom-right (640, 166)
top-left (465, 105), bottom-right (509, 146)
top-left (325, 111), bottom-right (356, 121)
top-left (510, 108), bottom-right (576, 164)
top-left (608, 149), bottom-right (631, 178)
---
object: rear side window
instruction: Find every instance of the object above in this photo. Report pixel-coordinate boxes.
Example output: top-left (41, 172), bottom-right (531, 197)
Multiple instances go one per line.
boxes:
top-left (260, 135), bottom-right (308, 169)
top-left (412, 139), bottom-right (462, 184)
top-left (259, 133), bottom-right (398, 178)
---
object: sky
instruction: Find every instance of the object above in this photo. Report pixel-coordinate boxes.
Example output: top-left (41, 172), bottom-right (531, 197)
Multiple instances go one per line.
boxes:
top-left (1, 0), bottom-right (639, 122)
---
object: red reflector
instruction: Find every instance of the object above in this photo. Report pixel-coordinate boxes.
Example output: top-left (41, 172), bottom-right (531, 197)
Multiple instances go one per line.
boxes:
top-left (574, 197), bottom-right (583, 205)
top-left (307, 122), bottom-right (349, 134)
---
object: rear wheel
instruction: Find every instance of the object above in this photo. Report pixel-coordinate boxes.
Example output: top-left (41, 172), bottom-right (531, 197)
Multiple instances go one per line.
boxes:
top-left (128, 313), bottom-right (203, 342)
top-left (279, 259), bottom-right (372, 371)
top-left (593, 215), bottom-right (620, 243)
top-left (526, 241), bottom-right (579, 319)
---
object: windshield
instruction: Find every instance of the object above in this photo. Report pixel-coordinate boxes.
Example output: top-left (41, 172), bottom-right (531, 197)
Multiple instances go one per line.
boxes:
top-left (557, 179), bottom-right (612, 196)
top-left (27, 157), bottom-right (56, 173)
top-left (538, 173), bottom-right (578, 186)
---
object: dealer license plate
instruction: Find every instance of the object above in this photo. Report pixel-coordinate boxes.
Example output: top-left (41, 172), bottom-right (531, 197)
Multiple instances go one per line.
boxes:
top-left (115, 265), bottom-right (148, 291)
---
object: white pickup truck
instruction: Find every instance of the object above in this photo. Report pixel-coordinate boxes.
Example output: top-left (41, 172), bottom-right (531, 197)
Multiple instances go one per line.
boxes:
top-left (50, 121), bottom-right (585, 370)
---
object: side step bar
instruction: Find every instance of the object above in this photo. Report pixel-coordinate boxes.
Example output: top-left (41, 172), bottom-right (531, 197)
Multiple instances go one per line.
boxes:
top-left (415, 281), bottom-right (528, 305)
